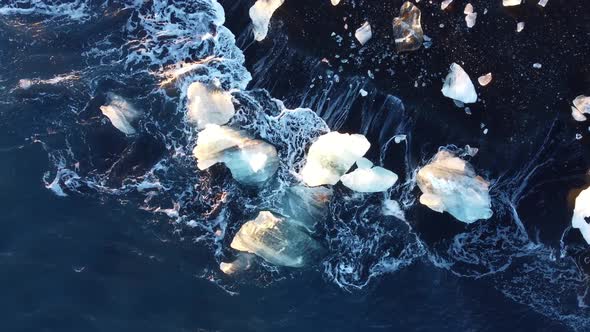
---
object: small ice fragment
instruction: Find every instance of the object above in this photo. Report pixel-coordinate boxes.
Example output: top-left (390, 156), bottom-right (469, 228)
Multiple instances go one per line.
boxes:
top-left (516, 22), bottom-right (525, 32)
top-left (99, 93), bottom-right (140, 136)
top-left (417, 150), bottom-right (493, 223)
top-left (341, 163), bottom-right (398, 193)
top-left (465, 107), bottom-right (471, 115)
top-left (382, 199), bottom-right (406, 221)
top-left (441, 0), bottom-right (453, 10)
top-left (392, 2), bottom-right (424, 52)
top-left (464, 3), bottom-right (474, 14)
top-left (454, 99), bottom-right (465, 108)
top-left (355, 21), bottom-right (372, 45)
top-left (538, 0), bottom-right (549, 7)
top-left (442, 63), bottom-right (478, 104)
top-left (571, 95), bottom-right (590, 122)
top-left (300, 132), bottom-right (370, 186)
top-left (533, 63), bottom-right (542, 69)
top-left (220, 253), bottom-right (254, 275)
top-left (576, 133), bottom-right (583, 140)
top-left (465, 12), bottom-right (477, 28)
top-left (394, 134), bottom-right (407, 143)
top-left (249, 0), bottom-right (285, 41)
top-left (503, 0), bottom-right (522, 6)
top-left (18, 79), bottom-right (32, 89)
top-left (478, 73), bottom-right (493, 86)
top-left (359, 88), bottom-right (368, 97)
top-left (572, 187), bottom-right (590, 244)
top-left (483, 128), bottom-right (489, 134)
top-left (331, 0), bottom-right (341, 5)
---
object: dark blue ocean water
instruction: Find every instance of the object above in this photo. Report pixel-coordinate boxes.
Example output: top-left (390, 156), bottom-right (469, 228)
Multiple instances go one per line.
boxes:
top-left (1, 0), bottom-right (589, 331)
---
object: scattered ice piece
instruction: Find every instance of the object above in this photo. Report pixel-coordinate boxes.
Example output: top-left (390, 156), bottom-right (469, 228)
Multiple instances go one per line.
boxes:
top-left (284, 186), bottom-right (333, 231)
top-left (465, 107), bottom-right (472, 115)
top-left (99, 93), bottom-right (140, 136)
top-left (18, 79), bottom-right (33, 89)
top-left (422, 34), bottom-right (433, 48)
top-left (382, 199), bottom-right (406, 221)
top-left (572, 187), bottom-right (590, 244)
top-left (220, 253), bottom-right (254, 275)
top-left (483, 128), bottom-right (489, 134)
top-left (394, 134), bottom-right (407, 143)
top-left (249, 0), bottom-right (285, 41)
top-left (465, 12), bottom-right (477, 28)
top-left (341, 162), bottom-right (398, 193)
top-left (417, 150), bottom-right (492, 223)
top-left (442, 63), bottom-right (478, 104)
top-left (300, 132), bottom-right (370, 186)
top-left (503, 0), bottom-right (522, 6)
top-left (538, 0), bottom-right (549, 7)
top-left (392, 1), bottom-right (424, 53)
top-left (533, 63), bottom-right (542, 69)
top-left (186, 82), bottom-right (235, 129)
top-left (464, 3), bottom-right (474, 14)
top-left (331, 0), bottom-right (341, 5)
top-left (516, 22), bottom-right (525, 32)
top-left (354, 21), bottom-right (372, 45)
top-left (230, 211), bottom-right (320, 267)
top-left (441, 0), bottom-right (453, 10)
top-left (478, 72), bottom-right (493, 86)
top-left (193, 125), bottom-right (279, 186)
top-left (571, 95), bottom-right (590, 122)
top-left (576, 133), bottom-right (583, 140)
top-left (453, 99), bottom-right (465, 108)
top-left (359, 89), bottom-right (368, 97)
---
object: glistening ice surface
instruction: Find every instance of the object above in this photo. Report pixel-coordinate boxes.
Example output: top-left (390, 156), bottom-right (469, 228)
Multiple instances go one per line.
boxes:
top-left (0, 0), bottom-right (589, 331)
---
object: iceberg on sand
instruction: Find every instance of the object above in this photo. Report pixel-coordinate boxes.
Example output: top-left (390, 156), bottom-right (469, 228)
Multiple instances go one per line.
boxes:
top-left (300, 132), bottom-right (370, 186)
top-left (340, 158), bottom-right (398, 193)
top-left (392, 2), bottom-right (424, 53)
top-left (249, 0), bottom-right (284, 41)
top-left (193, 125), bottom-right (279, 186)
top-left (441, 63), bottom-right (478, 104)
top-left (417, 150), bottom-right (492, 223)
top-left (186, 82), bottom-right (235, 129)
top-left (230, 211), bottom-right (319, 267)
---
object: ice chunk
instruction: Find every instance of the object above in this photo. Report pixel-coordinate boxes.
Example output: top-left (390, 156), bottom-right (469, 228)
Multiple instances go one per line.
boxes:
top-left (382, 199), bottom-right (406, 221)
top-left (392, 2), bottom-right (424, 53)
top-left (571, 95), bottom-right (590, 122)
top-left (284, 186), bottom-right (333, 231)
top-left (230, 211), bottom-right (319, 267)
top-left (99, 93), bottom-right (140, 136)
top-left (186, 82), bottom-right (235, 129)
top-left (441, 0), bottom-right (453, 10)
top-left (538, 0), bottom-right (549, 7)
top-left (464, 4), bottom-right (477, 28)
top-left (478, 73), bottom-right (493, 86)
top-left (331, 0), bottom-right (341, 5)
top-left (441, 63), bottom-right (478, 104)
top-left (341, 161), bottom-right (398, 193)
top-left (355, 21), bottom-right (372, 45)
top-left (533, 63), bottom-right (542, 69)
top-left (249, 0), bottom-right (285, 41)
top-left (300, 132), bottom-right (370, 186)
top-left (219, 253), bottom-right (255, 275)
top-left (516, 22), bottom-right (525, 32)
top-left (503, 0), bottom-right (522, 6)
top-left (417, 150), bottom-right (492, 223)
top-left (572, 187), bottom-right (590, 244)
top-left (193, 125), bottom-right (279, 186)
top-left (359, 89), bottom-right (368, 97)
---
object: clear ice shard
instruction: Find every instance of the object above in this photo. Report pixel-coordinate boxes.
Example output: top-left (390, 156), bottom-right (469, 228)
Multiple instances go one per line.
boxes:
top-left (230, 211), bottom-right (320, 267)
top-left (417, 150), bottom-right (493, 223)
top-left (283, 186), bottom-right (333, 231)
top-left (193, 125), bottom-right (279, 186)
top-left (355, 21), bottom-right (373, 45)
top-left (392, 2), bottom-right (424, 53)
top-left (503, 0), bottom-right (522, 6)
top-left (300, 132), bottom-right (370, 186)
top-left (478, 73), bottom-right (493, 86)
top-left (99, 92), bottom-right (140, 136)
top-left (571, 95), bottom-right (590, 122)
top-left (340, 158), bottom-right (399, 193)
top-left (219, 253), bottom-right (255, 275)
top-left (186, 82), bottom-right (235, 129)
top-left (572, 187), bottom-right (590, 244)
top-left (249, 0), bottom-right (285, 41)
top-left (441, 63), bottom-right (478, 104)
